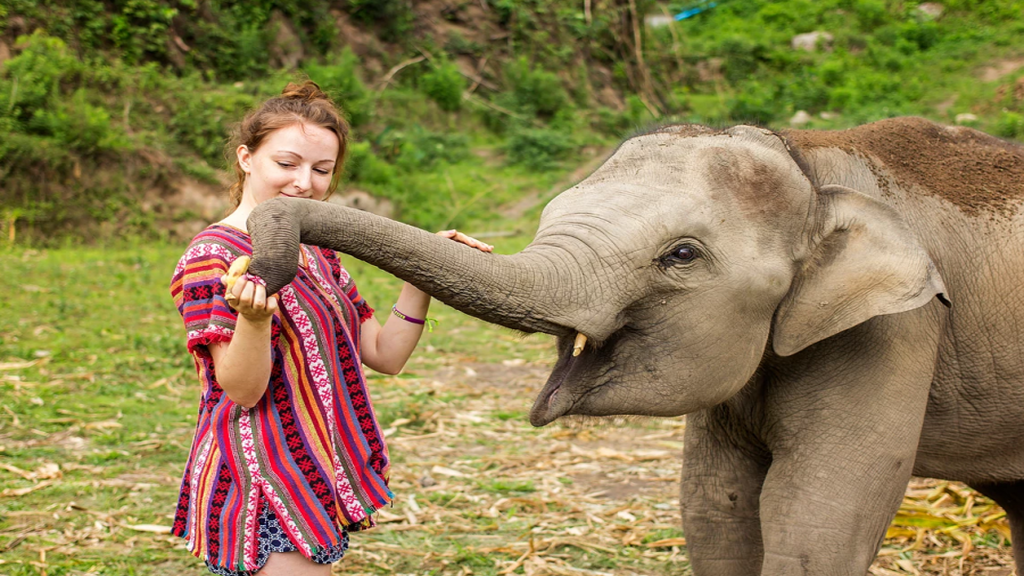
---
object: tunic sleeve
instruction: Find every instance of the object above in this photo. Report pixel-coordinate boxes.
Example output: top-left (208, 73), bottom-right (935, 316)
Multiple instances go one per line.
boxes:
top-left (321, 248), bottom-right (375, 324)
top-left (170, 241), bottom-right (240, 355)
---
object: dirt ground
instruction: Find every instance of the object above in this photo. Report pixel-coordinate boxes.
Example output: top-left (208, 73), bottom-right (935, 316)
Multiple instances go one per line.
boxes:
top-left (343, 358), bottom-right (1019, 576)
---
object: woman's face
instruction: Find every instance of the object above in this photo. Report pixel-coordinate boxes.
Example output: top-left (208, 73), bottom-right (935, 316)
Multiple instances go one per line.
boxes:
top-left (237, 122), bottom-right (340, 206)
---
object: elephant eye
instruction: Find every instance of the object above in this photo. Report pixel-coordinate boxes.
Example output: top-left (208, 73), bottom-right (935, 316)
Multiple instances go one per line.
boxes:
top-left (659, 244), bottom-right (699, 267)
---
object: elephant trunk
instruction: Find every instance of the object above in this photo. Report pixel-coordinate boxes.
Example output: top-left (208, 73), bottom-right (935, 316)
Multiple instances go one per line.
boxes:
top-left (247, 198), bottom-right (567, 335)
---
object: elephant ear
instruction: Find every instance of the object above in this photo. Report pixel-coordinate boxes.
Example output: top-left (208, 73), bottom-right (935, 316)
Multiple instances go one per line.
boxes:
top-left (772, 185), bottom-right (948, 357)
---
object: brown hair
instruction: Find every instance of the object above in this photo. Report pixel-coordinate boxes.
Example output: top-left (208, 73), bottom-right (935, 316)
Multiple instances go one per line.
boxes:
top-left (228, 80), bottom-right (349, 206)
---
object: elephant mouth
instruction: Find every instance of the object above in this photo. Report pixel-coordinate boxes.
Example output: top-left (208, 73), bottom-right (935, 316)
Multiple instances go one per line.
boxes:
top-left (529, 332), bottom-right (611, 426)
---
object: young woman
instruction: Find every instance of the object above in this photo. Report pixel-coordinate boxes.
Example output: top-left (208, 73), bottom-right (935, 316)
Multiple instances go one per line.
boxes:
top-left (169, 81), bottom-right (491, 575)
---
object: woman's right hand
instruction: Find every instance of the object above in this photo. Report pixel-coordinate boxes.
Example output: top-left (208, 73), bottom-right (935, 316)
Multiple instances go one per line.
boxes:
top-left (222, 275), bottom-right (279, 323)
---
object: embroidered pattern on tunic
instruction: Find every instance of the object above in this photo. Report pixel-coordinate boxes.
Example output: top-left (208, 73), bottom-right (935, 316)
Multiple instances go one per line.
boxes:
top-left (170, 224), bottom-right (391, 572)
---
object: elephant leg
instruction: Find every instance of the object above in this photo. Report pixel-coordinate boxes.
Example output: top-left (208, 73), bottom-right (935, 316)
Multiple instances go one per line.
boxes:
top-left (682, 407), bottom-right (771, 575)
top-left (968, 480), bottom-right (1024, 569)
top-left (758, 311), bottom-right (941, 575)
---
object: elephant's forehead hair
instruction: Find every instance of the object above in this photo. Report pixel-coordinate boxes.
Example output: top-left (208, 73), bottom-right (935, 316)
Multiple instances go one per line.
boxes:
top-left (786, 116), bottom-right (1024, 217)
top-left (577, 129), bottom-right (814, 220)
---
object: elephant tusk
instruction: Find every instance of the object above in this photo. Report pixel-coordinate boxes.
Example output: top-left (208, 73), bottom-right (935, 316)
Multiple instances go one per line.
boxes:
top-left (572, 333), bottom-right (587, 357)
top-left (223, 255), bottom-right (251, 291)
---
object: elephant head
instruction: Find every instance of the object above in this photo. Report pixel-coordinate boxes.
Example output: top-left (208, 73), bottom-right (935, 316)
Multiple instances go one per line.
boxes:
top-left (248, 124), bottom-right (946, 426)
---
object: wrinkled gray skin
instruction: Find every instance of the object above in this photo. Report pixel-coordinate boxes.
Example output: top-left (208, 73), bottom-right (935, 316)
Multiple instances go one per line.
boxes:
top-left (248, 118), bottom-right (1024, 575)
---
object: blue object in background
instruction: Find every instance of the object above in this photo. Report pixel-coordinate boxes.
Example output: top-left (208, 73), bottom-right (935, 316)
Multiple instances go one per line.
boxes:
top-left (675, 1), bottom-right (718, 20)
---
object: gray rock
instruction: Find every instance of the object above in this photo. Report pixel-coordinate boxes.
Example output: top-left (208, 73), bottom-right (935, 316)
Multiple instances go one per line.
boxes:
top-left (790, 110), bottom-right (813, 127)
top-left (917, 3), bottom-right (944, 18)
top-left (791, 31), bottom-right (834, 52)
top-left (955, 113), bottom-right (978, 125)
top-left (644, 14), bottom-right (674, 28)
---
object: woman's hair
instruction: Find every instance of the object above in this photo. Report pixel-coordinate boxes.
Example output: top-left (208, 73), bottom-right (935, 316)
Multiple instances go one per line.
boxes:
top-left (227, 80), bottom-right (349, 206)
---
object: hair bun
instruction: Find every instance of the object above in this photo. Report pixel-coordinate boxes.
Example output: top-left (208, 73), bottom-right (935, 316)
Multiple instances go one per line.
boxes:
top-left (281, 80), bottom-right (330, 103)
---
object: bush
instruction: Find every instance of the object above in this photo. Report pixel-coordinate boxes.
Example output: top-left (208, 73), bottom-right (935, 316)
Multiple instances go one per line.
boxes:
top-left (995, 112), bottom-right (1024, 140)
top-left (346, 0), bottom-right (414, 43)
top-left (505, 57), bottom-right (569, 118)
top-left (170, 87), bottom-right (255, 168)
top-left (728, 83), bottom-right (779, 124)
top-left (344, 141), bottom-right (397, 186)
top-left (420, 61), bottom-right (466, 112)
top-left (28, 89), bottom-right (130, 155)
top-left (394, 127), bottom-right (469, 170)
top-left (504, 126), bottom-right (575, 170)
top-left (109, 0), bottom-right (178, 64)
top-left (1, 33), bottom-right (81, 122)
top-left (304, 49), bottom-right (373, 127)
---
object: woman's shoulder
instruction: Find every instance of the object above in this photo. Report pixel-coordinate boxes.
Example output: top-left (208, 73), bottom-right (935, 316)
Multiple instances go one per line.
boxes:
top-left (185, 224), bottom-right (251, 256)
top-left (174, 224), bottom-right (251, 275)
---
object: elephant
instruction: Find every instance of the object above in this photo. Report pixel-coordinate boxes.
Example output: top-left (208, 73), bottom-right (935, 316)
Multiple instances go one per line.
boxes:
top-left (247, 117), bottom-right (1024, 575)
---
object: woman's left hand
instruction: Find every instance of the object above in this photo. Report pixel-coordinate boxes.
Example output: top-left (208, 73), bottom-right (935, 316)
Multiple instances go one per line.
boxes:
top-left (436, 229), bottom-right (493, 252)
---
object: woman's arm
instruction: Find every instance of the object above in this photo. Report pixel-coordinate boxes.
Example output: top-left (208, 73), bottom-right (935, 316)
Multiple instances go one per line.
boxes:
top-left (359, 283), bottom-right (431, 375)
top-left (360, 230), bottom-right (492, 375)
top-left (208, 277), bottom-right (279, 408)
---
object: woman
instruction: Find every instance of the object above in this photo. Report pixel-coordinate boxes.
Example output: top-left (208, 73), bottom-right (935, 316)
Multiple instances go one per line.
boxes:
top-left (169, 81), bottom-right (491, 575)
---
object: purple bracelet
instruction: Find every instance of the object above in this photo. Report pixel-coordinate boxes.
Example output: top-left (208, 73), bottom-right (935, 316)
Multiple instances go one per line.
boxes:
top-left (391, 305), bottom-right (425, 325)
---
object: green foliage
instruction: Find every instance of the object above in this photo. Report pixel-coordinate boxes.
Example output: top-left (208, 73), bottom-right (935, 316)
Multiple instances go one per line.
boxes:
top-left (385, 126), bottom-right (470, 170)
top-left (504, 57), bottom-right (570, 118)
top-left (1, 32), bottom-right (80, 124)
top-left (28, 89), bottom-right (130, 154)
top-left (995, 111), bottom-right (1024, 140)
top-left (420, 60), bottom-right (466, 112)
top-left (303, 49), bottom-right (373, 127)
top-left (654, 0), bottom-right (1024, 127)
top-left (346, 0), bottom-right (414, 43)
top-left (504, 126), bottom-right (574, 171)
top-left (3, 0), bottom-right (1024, 245)
top-left (344, 140), bottom-right (398, 187)
top-left (109, 0), bottom-right (178, 64)
top-left (169, 86), bottom-right (255, 168)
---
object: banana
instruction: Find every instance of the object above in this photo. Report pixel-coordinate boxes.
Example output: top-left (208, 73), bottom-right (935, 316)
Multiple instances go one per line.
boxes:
top-left (223, 256), bottom-right (251, 292)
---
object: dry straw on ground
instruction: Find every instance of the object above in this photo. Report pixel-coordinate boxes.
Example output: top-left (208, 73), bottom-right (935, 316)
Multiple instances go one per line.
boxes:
top-left (0, 355), bottom-right (1015, 575)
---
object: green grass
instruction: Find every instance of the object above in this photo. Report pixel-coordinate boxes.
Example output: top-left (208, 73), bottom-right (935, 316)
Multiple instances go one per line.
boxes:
top-left (0, 240), bottom-right (562, 575)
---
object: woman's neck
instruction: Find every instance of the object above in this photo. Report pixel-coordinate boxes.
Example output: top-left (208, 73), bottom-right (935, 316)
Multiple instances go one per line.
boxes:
top-left (219, 202), bottom-right (255, 232)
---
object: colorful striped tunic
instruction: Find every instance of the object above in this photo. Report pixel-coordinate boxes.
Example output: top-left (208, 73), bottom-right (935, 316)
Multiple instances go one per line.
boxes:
top-left (169, 224), bottom-right (391, 572)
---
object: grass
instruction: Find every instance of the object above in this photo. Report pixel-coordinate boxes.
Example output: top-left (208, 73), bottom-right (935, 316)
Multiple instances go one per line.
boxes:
top-left (0, 242), bottom-right (1015, 576)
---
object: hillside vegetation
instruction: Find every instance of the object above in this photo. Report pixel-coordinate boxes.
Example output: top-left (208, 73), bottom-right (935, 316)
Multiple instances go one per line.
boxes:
top-left (1, 0), bottom-right (1023, 243)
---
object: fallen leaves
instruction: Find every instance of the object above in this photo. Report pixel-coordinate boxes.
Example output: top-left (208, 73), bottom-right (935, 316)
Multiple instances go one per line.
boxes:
top-left (123, 524), bottom-right (172, 534)
top-left (1, 480), bottom-right (56, 498)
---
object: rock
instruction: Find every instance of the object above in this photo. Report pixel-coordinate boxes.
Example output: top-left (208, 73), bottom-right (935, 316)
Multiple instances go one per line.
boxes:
top-left (791, 31), bottom-right (834, 52)
top-left (327, 189), bottom-right (395, 219)
top-left (916, 2), bottom-right (944, 18)
top-left (419, 474), bottom-right (437, 488)
top-left (644, 14), bottom-right (674, 28)
top-left (819, 111), bottom-right (840, 120)
top-left (790, 110), bottom-right (813, 127)
top-left (266, 10), bottom-right (305, 69)
top-left (955, 113), bottom-right (978, 125)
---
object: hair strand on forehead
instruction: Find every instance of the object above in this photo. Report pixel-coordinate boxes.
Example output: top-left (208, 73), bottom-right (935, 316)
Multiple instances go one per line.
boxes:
top-left (227, 80), bottom-right (349, 206)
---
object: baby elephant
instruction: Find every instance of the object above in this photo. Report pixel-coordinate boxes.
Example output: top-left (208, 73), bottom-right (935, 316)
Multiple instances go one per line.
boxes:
top-left (249, 117), bottom-right (1024, 574)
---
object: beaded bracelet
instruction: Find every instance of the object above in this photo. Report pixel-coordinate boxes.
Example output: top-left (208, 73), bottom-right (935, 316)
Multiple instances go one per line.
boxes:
top-left (392, 305), bottom-right (438, 332)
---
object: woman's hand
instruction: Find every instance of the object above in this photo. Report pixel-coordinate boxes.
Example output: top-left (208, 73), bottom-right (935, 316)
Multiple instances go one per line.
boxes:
top-left (209, 273), bottom-right (279, 408)
top-left (222, 275), bottom-right (279, 323)
top-left (436, 229), bottom-right (493, 252)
